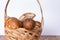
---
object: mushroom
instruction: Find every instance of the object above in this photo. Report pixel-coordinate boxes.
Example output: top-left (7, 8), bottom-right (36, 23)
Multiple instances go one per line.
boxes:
top-left (35, 21), bottom-right (41, 27)
top-left (23, 18), bottom-right (35, 30)
top-left (5, 17), bottom-right (22, 29)
top-left (19, 12), bottom-right (36, 21)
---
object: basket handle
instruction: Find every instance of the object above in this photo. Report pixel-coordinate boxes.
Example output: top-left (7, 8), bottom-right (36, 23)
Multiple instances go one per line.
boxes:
top-left (4, 0), bottom-right (10, 18)
top-left (4, 0), bottom-right (44, 27)
top-left (37, 0), bottom-right (44, 27)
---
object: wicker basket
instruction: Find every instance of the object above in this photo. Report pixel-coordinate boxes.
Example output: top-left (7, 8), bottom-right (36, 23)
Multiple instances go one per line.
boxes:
top-left (4, 0), bottom-right (44, 40)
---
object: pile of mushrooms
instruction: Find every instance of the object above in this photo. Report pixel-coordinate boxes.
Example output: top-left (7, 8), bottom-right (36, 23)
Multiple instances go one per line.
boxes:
top-left (5, 12), bottom-right (41, 30)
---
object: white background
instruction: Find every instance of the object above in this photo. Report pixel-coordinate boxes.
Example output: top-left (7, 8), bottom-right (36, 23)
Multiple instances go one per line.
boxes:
top-left (0, 0), bottom-right (60, 35)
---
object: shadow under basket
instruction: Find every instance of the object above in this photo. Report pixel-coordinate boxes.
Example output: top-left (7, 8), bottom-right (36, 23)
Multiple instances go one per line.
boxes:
top-left (5, 26), bottom-right (42, 40)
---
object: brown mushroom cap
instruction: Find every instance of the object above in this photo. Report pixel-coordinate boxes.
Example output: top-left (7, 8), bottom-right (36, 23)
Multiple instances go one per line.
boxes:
top-left (5, 17), bottom-right (22, 29)
top-left (23, 18), bottom-right (35, 30)
top-left (35, 21), bottom-right (41, 27)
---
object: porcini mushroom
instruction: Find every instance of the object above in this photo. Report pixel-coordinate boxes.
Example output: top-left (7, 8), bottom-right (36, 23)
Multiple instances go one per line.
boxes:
top-left (19, 12), bottom-right (36, 21)
top-left (23, 18), bottom-right (35, 30)
top-left (35, 21), bottom-right (41, 27)
top-left (5, 17), bottom-right (22, 29)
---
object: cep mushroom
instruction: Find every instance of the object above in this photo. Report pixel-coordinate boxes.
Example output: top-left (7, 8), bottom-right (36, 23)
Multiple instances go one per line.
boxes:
top-left (5, 17), bottom-right (22, 29)
top-left (35, 21), bottom-right (41, 27)
top-left (23, 18), bottom-right (35, 30)
top-left (19, 12), bottom-right (36, 21)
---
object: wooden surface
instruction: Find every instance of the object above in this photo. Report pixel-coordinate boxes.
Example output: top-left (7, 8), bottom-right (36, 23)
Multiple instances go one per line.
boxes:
top-left (0, 35), bottom-right (60, 40)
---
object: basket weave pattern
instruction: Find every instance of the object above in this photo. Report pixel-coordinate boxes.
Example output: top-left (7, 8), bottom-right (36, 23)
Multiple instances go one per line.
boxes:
top-left (5, 26), bottom-right (42, 40)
